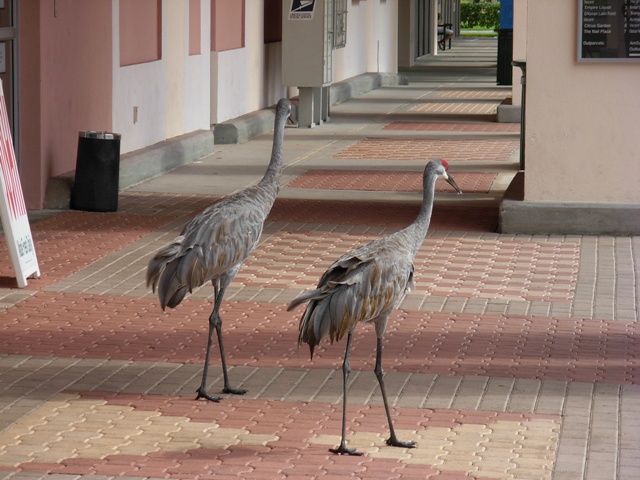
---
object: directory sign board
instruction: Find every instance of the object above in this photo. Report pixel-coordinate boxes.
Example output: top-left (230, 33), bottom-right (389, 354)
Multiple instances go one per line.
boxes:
top-left (0, 81), bottom-right (40, 287)
top-left (579, 0), bottom-right (640, 61)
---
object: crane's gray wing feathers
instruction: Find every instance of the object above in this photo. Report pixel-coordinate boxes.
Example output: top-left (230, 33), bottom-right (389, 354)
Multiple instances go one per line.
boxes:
top-left (146, 188), bottom-right (270, 310)
top-left (289, 240), bottom-right (415, 358)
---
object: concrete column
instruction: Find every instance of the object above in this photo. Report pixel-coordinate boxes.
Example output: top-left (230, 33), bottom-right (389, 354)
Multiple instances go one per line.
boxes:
top-left (298, 87), bottom-right (316, 128)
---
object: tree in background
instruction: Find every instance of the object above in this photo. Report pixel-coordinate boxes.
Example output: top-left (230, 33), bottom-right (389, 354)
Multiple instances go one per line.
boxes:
top-left (460, 1), bottom-right (500, 30)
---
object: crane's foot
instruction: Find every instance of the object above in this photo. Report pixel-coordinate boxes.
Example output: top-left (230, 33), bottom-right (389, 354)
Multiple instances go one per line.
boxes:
top-left (223, 386), bottom-right (247, 395)
top-left (329, 445), bottom-right (363, 456)
top-left (195, 387), bottom-right (222, 403)
top-left (386, 437), bottom-right (417, 449)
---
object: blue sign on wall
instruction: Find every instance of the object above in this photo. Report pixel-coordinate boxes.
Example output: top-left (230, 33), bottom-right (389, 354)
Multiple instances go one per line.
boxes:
top-left (500, 0), bottom-right (514, 29)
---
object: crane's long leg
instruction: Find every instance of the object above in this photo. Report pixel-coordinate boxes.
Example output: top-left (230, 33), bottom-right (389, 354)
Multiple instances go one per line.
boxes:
top-left (215, 283), bottom-right (247, 396)
top-left (374, 336), bottom-right (417, 449)
top-left (195, 302), bottom-right (222, 402)
top-left (195, 281), bottom-right (247, 402)
top-left (330, 331), bottom-right (363, 456)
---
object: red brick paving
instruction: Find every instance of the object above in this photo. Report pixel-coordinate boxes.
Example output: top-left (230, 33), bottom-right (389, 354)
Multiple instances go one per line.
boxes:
top-left (285, 170), bottom-right (497, 194)
top-left (0, 211), bottom-right (172, 289)
top-left (267, 199), bottom-right (498, 232)
top-left (334, 138), bottom-right (519, 161)
top-left (117, 191), bottom-right (214, 217)
top-left (383, 122), bottom-right (520, 133)
top-left (2, 292), bottom-right (638, 384)
top-left (117, 192), bottom-right (496, 231)
top-left (76, 391), bottom-right (559, 427)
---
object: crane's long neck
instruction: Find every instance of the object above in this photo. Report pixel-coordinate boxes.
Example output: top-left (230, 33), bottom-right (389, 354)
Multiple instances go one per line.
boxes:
top-left (404, 170), bottom-right (438, 254)
top-left (259, 111), bottom-right (287, 189)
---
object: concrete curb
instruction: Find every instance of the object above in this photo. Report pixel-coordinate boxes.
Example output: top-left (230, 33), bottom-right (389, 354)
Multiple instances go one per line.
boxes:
top-left (330, 71), bottom-right (409, 106)
top-left (497, 103), bottom-right (521, 123)
top-left (44, 129), bottom-right (214, 210)
top-left (499, 172), bottom-right (640, 235)
top-left (213, 108), bottom-right (279, 145)
top-left (214, 72), bottom-right (409, 145)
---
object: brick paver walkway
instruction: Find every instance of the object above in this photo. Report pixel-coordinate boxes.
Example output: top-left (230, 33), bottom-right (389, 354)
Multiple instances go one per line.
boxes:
top-left (285, 170), bottom-right (497, 194)
top-left (383, 122), bottom-right (520, 133)
top-left (1, 37), bottom-right (638, 480)
top-left (334, 138), bottom-right (519, 162)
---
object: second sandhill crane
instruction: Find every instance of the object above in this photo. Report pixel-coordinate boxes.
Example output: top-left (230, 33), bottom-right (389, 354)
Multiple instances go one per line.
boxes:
top-left (147, 98), bottom-right (291, 402)
top-left (288, 158), bottom-right (462, 455)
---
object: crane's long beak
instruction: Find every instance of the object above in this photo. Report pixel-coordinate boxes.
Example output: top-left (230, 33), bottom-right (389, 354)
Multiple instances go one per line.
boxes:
top-left (445, 173), bottom-right (463, 194)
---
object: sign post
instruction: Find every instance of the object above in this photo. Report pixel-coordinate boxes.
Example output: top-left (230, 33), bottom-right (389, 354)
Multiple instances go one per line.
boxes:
top-left (0, 81), bottom-right (40, 287)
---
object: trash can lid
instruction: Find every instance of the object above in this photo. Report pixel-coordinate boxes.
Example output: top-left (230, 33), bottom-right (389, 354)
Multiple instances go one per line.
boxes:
top-left (79, 131), bottom-right (121, 140)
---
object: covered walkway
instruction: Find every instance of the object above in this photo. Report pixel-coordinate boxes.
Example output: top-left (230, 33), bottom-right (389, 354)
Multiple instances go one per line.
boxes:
top-left (1, 37), bottom-right (638, 479)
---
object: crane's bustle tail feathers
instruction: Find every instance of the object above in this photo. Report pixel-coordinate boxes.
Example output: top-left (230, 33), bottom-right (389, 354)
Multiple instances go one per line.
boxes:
top-left (295, 287), bottom-right (355, 360)
top-left (146, 238), bottom-right (183, 291)
top-left (287, 288), bottom-right (323, 311)
top-left (146, 235), bottom-right (204, 311)
top-left (311, 299), bottom-right (330, 347)
top-left (156, 259), bottom-right (184, 310)
top-left (297, 299), bottom-right (327, 360)
top-left (165, 284), bottom-right (189, 309)
top-left (176, 246), bottom-right (207, 289)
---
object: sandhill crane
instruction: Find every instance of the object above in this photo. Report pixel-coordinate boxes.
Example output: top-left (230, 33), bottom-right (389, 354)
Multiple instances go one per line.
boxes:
top-left (147, 98), bottom-right (291, 402)
top-left (288, 158), bottom-right (462, 455)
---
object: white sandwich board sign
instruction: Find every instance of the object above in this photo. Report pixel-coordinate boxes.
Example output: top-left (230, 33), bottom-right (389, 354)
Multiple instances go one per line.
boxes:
top-left (0, 81), bottom-right (40, 287)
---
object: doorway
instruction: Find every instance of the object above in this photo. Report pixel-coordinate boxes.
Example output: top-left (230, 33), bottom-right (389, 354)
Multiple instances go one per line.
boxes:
top-left (416, 0), bottom-right (433, 57)
top-left (0, 1), bottom-right (16, 161)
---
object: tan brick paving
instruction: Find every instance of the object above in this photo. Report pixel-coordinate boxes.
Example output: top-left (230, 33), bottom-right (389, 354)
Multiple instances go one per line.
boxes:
top-left (233, 232), bottom-right (580, 302)
top-left (437, 89), bottom-right (511, 100)
top-left (0, 392), bottom-right (559, 479)
top-left (0, 355), bottom-right (637, 479)
top-left (383, 121), bottom-right (520, 133)
top-left (410, 102), bottom-right (503, 115)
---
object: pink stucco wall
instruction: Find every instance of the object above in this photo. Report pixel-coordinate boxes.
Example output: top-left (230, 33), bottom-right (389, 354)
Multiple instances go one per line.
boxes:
top-left (20, 0), bottom-right (113, 209)
top-left (211, 0), bottom-right (244, 52)
top-left (120, 0), bottom-right (161, 66)
top-left (190, 0), bottom-right (202, 55)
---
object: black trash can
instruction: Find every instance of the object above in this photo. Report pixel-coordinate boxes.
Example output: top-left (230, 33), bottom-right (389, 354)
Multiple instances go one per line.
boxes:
top-left (496, 28), bottom-right (513, 86)
top-left (70, 131), bottom-right (121, 212)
